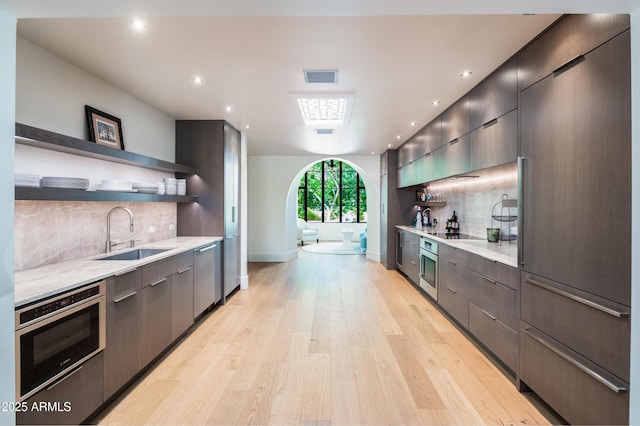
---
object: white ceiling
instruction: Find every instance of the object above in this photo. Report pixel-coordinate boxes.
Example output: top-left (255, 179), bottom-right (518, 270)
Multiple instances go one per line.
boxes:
top-left (4, 1), bottom-right (637, 156)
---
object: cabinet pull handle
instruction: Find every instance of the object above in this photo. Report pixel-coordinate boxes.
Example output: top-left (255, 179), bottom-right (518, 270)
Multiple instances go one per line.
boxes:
top-left (483, 118), bottom-right (498, 128)
top-left (481, 275), bottom-right (497, 284)
top-left (517, 156), bottom-right (525, 266)
top-left (447, 259), bottom-right (457, 265)
top-left (446, 286), bottom-right (457, 294)
top-left (46, 366), bottom-right (83, 391)
top-left (449, 138), bottom-right (459, 145)
top-left (197, 245), bottom-right (215, 252)
top-left (151, 277), bottom-right (168, 287)
top-left (481, 309), bottom-right (496, 321)
top-left (522, 326), bottom-right (627, 393)
top-left (177, 267), bottom-right (192, 274)
top-left (115, 267), bottom-right (137, 277)
top-left (424, 152), bottom-right (431, 158)
top-left (410, 261), bottom-right (417, 265)
top-left (525, 276), bottom-right (630, 318)
top-left (552, 54), bottom-right (586, 75)
top-left (113, 290), bottom-right (137, 303)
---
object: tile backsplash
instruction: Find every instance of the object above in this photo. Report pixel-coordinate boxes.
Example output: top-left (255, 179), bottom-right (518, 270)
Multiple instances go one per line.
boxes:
top-left (15, 201), bottom-right (177, 271)
top-left (426, 165), bottom-right (518, 238)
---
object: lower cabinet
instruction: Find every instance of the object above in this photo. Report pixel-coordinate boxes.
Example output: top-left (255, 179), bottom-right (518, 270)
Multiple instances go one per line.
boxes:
top-left (171, 252), bottom-right (195, 340)
top-left (142, 270), bottom-right (173, 366)
top-left (469, 302), bottom-right (518, 372)
top-left (403, 232), bottom-right (420, 285)
top-left (17, 353), bottom-right (103, 425)
top-left (104, 269), bottom-right (143, 400)
top-left (194, 242), bottom-right (222, 318)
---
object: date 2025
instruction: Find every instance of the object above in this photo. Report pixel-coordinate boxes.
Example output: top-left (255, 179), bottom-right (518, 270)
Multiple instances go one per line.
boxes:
top-left (2, 401), bottom-right (72, 412)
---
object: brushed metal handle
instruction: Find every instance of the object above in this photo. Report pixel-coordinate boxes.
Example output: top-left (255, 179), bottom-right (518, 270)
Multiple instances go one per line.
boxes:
top-left (522, 326), bottom-right (627, 393)
top-left (115, 267), bottom-right (137, 277)
top-left (449, 138), bottom-right (459, 145)
top-left (525, 277), bottom-right (630, 318)
top-left (113, 290), bottom-right (137, 303)
top-left (446, 286), bottom-right (457, 294)
top-left (481, 309), bottom-right (496, 321)
top-left (481, 275), bottom-right (497, 285)
top-left (483, 118), bottom-right (498, 128)
top-left (447, 259), bottom-right (457, 265)
top-left (46, 366), bottom-right (83, 391)
top-left (517, 156), bottom-right (525, 266)
top-left (151, 278), bottom-right (168, 287)
top-left (177, 267), bottom-right (192, 274)
top-left (197, 244), bottom-right (216, 253)
top-left (553, 54), bottom-right (585, 75)
top-left (424, 152), bottom-right (431, 158)
top-left (410, 261), bottom-right (417, 265)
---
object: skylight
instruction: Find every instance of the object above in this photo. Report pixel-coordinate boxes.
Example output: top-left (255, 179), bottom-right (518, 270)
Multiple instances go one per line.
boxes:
top-left (291, 93), bottom-right (355, 126)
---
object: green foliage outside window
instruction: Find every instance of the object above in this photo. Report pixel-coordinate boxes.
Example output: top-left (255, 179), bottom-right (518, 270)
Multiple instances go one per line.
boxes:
top-left (298, 160), bottom-right (367, 223)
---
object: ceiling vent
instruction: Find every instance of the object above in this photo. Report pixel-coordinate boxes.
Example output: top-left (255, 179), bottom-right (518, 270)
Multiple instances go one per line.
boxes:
top-left (304, 69), bottom-right (338, 84)
top-left (315, 129), bottom-right (335, 135)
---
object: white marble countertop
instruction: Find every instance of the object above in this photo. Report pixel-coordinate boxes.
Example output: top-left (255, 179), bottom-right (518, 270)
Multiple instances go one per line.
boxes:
top-left (396, 225), bottom-right (518, 268)
top-left (14, 236), bottom-right (223, 307)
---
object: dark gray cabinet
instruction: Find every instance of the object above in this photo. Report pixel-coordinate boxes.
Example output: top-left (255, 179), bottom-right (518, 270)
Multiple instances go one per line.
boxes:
top-left (395, 229), bottom-right (405, 271)
top-left (176, 120), bottom-right (242, 303)
top-left (518, 14), bottom-right (630, 91)
top-left (520, 31), bottom-right (631, 306)
top-left (441, 95), bottom-right (470, 144)
top-left (440, 134), bottom-right (470, 177)
top-left (469, 109), bottom-right (517, 171)
top-left (469, 57), bottom-right (517, 130)
top-left (142, 260), bottom-right (173, 366)
top-left (193, 242), bottom-right (222, 318)
top-left (171, 252), bottom-right (194, 341)
top-left (438, 246), bottom-right (470, 329)
top-left (104, 268), bottom-right (142, 400)
top-left (17, 353), bottom-right (103, 425)
top-left (403, 232), bottom-right (420, 285)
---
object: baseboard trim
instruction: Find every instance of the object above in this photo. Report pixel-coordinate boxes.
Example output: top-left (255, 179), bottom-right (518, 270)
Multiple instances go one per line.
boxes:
top-left (248, 250), bottom-right (298, 263)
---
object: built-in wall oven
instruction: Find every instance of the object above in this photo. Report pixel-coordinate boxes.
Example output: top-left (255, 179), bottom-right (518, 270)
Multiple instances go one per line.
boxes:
top-left (15, 280), bottom-right (106, 401)
top-left (419, 237), bottom-right (438, 301)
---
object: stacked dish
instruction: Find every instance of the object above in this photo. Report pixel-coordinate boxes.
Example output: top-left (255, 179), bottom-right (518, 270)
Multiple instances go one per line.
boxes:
top-left (133, 182), bottom-right (163, 194)
top-left (97, 180), bottom-right (135, 192)
top-left (177, 179), bottom-right (187, 196)
top-left (164, 177), bottom-right (177, 195)
top-left (41, 176), bottom-right (90, 190)
top-left (15, 173), bottom-right (41, 188)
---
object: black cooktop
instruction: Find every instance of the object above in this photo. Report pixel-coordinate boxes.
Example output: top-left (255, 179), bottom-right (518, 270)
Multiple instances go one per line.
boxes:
top-left (425, 232), bottom-right (482, 240)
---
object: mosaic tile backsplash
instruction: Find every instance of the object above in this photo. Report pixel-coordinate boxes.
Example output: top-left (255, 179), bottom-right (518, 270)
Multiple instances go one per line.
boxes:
top-left (15, 201), bottom-right (177, 271)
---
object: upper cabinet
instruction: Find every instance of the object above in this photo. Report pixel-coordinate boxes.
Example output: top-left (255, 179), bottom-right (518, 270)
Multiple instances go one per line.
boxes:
top-left (420, 117), bottom-right (442, 155)
top-left (518, 14), bottom-right (630, 90)
top-left (469, 109), bottom-right (517, 171)
top-left (469, 57), bottom-right (518, 130)
top-left (440, 95), bottom-right (470, 145)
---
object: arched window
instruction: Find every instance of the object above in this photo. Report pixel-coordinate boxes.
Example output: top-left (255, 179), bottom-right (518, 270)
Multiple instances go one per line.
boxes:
top-left (298, 159), bottom-right (367, 223)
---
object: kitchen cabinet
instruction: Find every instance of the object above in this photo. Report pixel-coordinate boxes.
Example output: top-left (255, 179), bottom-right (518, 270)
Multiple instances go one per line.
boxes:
top-left (397, 160), bottom-right (416, 188)
top-left (413, 149), bottom-right (442, 185)
top-left (437, 246), bottom-right (470, 329)
top-left (469, 303), bottom-right (518, 372)
top-left (420, 117), bottom-right (442, 155)
top-left (17, 353), bottom-right (103, 425)
top-left (440, 134), bottom-right (470, 177)
top-left (518, 14), bottom-right (630, 91)
top-left (103, 268), bottom-right (142, 400)
top-left (520, 31), bottom-right (631, 306)
top-left (15, 123), bottom-right (197, 203)
top-left (395, 229), bottom-right (405, 271)
top-left (142, 259), bottom-right (173, 366)
top-left (176, 120), bottom-right (242, 303)
top-left (403, 232), bottom-right (420, 285)
top-left (171, 252), bottom-right (195, 340)
top-left (469, 57), bottom-right (517, 130)
top-left (469, 109), bottom-right (517, 171)
top-left (440, 95), bottom-right (469, 144)
top-left (193, 242), bottom-right (222, 318)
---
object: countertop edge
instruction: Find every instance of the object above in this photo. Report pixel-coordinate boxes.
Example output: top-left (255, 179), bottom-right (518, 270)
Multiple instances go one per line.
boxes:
top-left (396, 225), bottom-right (518, 268)
top-left (15, 236), bottom-right (223, 308)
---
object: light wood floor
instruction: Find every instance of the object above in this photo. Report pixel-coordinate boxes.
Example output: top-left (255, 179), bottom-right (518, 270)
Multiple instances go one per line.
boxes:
top-left (95, 249), bottom-right (558, 425)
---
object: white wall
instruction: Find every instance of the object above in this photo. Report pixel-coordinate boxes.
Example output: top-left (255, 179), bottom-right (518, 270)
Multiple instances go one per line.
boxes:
top-left (16, 37), bottom-right (175, 162)
top-left (630, 9), bottom-right (640, 425)
top-left (0, 9), bottom-right (16, 425)
top-left (247, 155), bottom-right (380, 262)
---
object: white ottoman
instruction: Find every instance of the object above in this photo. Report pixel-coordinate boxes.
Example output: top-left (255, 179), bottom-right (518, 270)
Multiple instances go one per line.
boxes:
top-left (342, 229), bottom-right (354, 248)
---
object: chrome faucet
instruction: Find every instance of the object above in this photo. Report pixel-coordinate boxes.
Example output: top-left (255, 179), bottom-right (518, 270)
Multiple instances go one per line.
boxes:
top-left (106, 207), bottom-right (134, 252)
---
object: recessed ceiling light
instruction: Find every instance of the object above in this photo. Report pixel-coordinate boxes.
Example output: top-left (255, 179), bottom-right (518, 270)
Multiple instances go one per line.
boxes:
top-left (432, 100), bottom-right (440, 106)
top-left (193, 76), bottom-right (204, 85)
top-left (396, 135), bottom-right (401, 140)
top-left (371, 151), bottom-right (375, 155)
top-left (388, 144), bottom-right (392, 147)
top-left (130, 18), bottom-right (147, 32)
top-left (290, 92), bottom-right (355, 126)
top-left (225, 106), bottom-right (232, 113)
top-left (411, 121), bottom-right (416, 126)
top-left (245, 124), bottom-right (250, 130)
top-left (460, 70), bottom-right (472, 78)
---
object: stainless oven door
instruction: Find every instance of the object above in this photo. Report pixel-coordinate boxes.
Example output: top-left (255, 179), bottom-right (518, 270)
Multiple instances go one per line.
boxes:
top-left (419, 249), bottom-right (438, 301)
top-left (16, 289), bottom-right (105, 401)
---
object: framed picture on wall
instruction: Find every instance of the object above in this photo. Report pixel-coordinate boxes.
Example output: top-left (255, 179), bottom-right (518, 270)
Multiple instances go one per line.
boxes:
top-left (85, 105), bottom-right (125, 150)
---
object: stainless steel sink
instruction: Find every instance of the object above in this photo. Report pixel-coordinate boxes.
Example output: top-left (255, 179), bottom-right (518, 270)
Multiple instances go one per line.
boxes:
top-left (95, 248), bottom-right (174, 261)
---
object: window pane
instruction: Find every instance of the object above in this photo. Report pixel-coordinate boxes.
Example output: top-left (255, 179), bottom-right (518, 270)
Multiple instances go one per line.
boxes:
top-left (359, 189), bottom-right (368, 222)
top-left (358, 175), bottom-right (365, 188)
top-left (298, 188), bottom-right (305, 219)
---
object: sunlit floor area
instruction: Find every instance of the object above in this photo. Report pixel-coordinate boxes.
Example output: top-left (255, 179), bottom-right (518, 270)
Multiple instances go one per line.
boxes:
top-left (95, 249), bottom-right (559, 425)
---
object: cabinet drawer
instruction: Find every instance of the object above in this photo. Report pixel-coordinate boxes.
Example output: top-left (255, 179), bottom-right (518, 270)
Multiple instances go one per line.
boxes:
top-left (496, 262), bottom-right (519, 291)
top-left (520, 325), bottom-right (628, 425)
top-left (438, 283), bottom-right (468, 329)
top-left (466, 252), bottom-right (496, 280)
top-left (438, 255), bottom-right (470, 298)
top-left (171, 251), bottom-right (194, 273)
top-left (107, 268), bottom-right (140, 301)
top-left (518, 14), bottom-right (630, 90)
top-left (142, 257), bottom-right (172, 288)
top-left (521, 273), bottom-right (630, 380)
top-left (468, 270), bottom-right (518, 331)
top-left (468, 302), bottom-right (517, 372)
top-left (17, 353), bottom-right (103, 425)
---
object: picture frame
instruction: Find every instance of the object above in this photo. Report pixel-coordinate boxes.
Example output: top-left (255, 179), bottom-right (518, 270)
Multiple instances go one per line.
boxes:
top-left (85, 105), bottom-right (125, 150)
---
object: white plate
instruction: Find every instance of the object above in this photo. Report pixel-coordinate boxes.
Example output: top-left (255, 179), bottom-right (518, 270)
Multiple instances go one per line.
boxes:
top-left (96, 188), bottom-right (138, 193)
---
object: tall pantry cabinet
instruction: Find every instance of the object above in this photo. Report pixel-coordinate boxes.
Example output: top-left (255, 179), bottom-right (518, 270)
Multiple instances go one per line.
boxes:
top-left (176, 120), bottom-right (242, 302)
top-left (518, 15), bottom-right (631, 425)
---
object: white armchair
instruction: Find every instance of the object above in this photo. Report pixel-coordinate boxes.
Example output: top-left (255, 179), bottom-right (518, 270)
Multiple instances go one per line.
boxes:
top-left (297, 219), bottom-right (319, 245)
